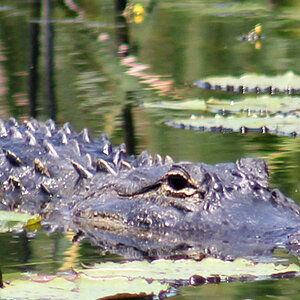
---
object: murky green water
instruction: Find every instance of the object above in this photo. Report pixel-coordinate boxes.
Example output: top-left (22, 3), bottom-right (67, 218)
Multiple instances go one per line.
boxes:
top-left (1, 0), bottom-right (300, 298)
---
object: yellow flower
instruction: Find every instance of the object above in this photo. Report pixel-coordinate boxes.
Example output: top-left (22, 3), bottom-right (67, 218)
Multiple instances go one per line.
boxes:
top-left (133, 4), bottom-right (145, 15)
top-left (254, 23), bottom-right (262, 36)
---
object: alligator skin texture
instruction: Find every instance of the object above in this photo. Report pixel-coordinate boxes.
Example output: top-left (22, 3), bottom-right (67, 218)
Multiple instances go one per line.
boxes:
top-left (0, 118), bottom-right (300, 260)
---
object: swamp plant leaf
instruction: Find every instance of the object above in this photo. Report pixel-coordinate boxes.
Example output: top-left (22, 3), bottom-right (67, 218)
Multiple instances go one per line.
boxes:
top-left (144, 96), bottom-right (300, 114)
top-left (206, 96), bottom-right (300, 113)
top-left (1, 258), bottom-right (299, 299)
top-left (143, 99), bottom-right (206, 110)
top-left (167, 114), bottom-right (300, 136)
top-left (0, 276), bottom-right (167, 300)
top-left (79, 257), bottom-right (300, 280)
top-left (195, 71), bottom-right (300, 94)
top-left (0, 211), bottom-right (41, 233)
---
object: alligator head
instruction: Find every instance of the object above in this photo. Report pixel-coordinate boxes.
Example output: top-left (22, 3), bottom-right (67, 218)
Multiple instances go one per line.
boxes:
top-left (72, 153), bottom-right (300, 260)
top-left (0, 118), bottom-right (299, 260)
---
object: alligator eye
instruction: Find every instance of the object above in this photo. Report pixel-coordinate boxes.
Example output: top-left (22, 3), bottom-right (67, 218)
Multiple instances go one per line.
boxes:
top-left (168, 174), bottom-right (189, 191)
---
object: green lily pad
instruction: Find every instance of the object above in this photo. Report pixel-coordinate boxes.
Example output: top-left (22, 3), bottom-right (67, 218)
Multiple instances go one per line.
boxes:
top-left (206, 96), bottom-right (300, 113)
top-left (195, 71), bottom-right (300, 94)
top-left (1, 258), bottom-right (299, 299)
top-left (0, 276), bottom-right (167, 300)
top-left (143, 99), bottom-right (206, 110)
top-left (0, 210), bottom-right (41, 233)
top-left (79, 257), bottom-right (300, 280)
top-left (144, 96), bottom-right (300, 114)
top-left (167, 114), bottom-right (300, 136)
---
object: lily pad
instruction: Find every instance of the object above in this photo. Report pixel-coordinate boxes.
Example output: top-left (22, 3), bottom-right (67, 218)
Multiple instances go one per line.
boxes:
top-left (144, 96), bottom-right (300, 114)
top-left (79, 257), bottom-right (300, 281)
top-left (195, 71), bottom-right (300, 94)
top-left (167, 114), bottom-right (300, 136)
top-left (0, 275), bottom-right (167, 300)
top-left (1, 258), bottom-right (299, 299)
top-left (0, 211), bottom-right (41, 233)
top-left (143, 99), bottom-right (206, 110)
top-left (206, 96), bottom-right (300, 114)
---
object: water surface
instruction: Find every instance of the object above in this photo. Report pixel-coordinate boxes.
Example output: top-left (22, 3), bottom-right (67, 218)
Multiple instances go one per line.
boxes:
top-left (0, 0), bottom-right (300, 298)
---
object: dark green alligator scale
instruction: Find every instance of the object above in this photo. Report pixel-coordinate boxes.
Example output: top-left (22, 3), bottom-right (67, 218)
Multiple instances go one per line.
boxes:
top-left (1, 118), bottom-right (300, 260)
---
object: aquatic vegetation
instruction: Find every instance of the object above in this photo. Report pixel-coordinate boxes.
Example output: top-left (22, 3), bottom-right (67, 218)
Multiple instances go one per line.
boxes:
top-left (195, 72), bottom-right (300, 95)
top-left (144, 95), bottom-right (300, 114)
top-left (167, 113), bottom-right (300, 136)
top-left (1, 258), bottom-right (298, 299)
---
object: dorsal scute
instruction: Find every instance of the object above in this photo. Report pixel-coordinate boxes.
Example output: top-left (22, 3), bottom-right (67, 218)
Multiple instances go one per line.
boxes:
top-left (25, 130), bottom-right (38, 146)
top-left (9, 126), bottom-right (23, 139)
top-left (43, 140), bottom-right (59, 158)
top-left (0, 119), bottom-right (7, 137)
top-left (78, 128), bottom-right (92, 143)
top-left (34, 158), bottom-right (51, 177)
top-left (45, 119), bottom-right (56, 132)
top-left (62, 122), bottom-right (73, 135)
top-left (39, 124), bottom-right (52, 138)
top-left (4, 149), bottom-right (22, 166)
top-left (132, 151), bottom-right (153, 167)
top-left (57, 129), bottom-right (68, 144)
top-left (71, 160), bottom-right (93, 179)
top-left (7, 117), bottom-right (18, 128)
top-left (112, 143), bottom-right (127, 167)
top-left (69, 139), bottom-right (81, 156)
top-left (24, 119), bottom-right (38, 132)
top-left (96, 158), bottom-right (117, 176)
top-left (100, 134), bottom-right (112, 155)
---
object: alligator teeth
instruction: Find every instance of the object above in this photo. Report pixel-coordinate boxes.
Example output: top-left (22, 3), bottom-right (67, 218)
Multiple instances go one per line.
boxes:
top-left (43, 140), bottom-right (59, 158)
top-left (34, 158), bottom-right (51, 177)
top-left (71, 160), bottom-right (93, 179)
top-left (4, 149), bottom-right (22, 166)
top-left (96, 159), bottom-right (117, 176)
top-left (25, 130), bottom-right (38, 146)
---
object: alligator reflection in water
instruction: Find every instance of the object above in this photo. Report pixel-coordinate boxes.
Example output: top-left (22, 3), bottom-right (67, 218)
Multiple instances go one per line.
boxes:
top-left (0, 118), bottom-right (300, 260)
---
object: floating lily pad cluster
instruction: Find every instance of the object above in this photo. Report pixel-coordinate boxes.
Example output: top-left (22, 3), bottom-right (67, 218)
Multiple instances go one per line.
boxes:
top-left (144, 72), bottom-right (300, 136)
top-left (1, 258), bottom-right (299, 299)
top-left (194, 72), bottom-right (300, 95)
top-left (0, 211), bottom-right (41, 233)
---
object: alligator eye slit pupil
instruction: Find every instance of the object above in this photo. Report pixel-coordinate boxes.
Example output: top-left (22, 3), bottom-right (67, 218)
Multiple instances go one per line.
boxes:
top-left (168, 175), bottom-right (188, 191)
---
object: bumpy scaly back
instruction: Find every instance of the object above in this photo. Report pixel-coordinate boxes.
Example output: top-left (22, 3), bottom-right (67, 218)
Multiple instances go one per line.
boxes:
top-left (0, 118), bottom-right (173, 213)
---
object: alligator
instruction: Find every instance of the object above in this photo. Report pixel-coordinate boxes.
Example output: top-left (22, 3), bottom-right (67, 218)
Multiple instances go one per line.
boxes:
top-left (0, 118), bottom-right (300, 260)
